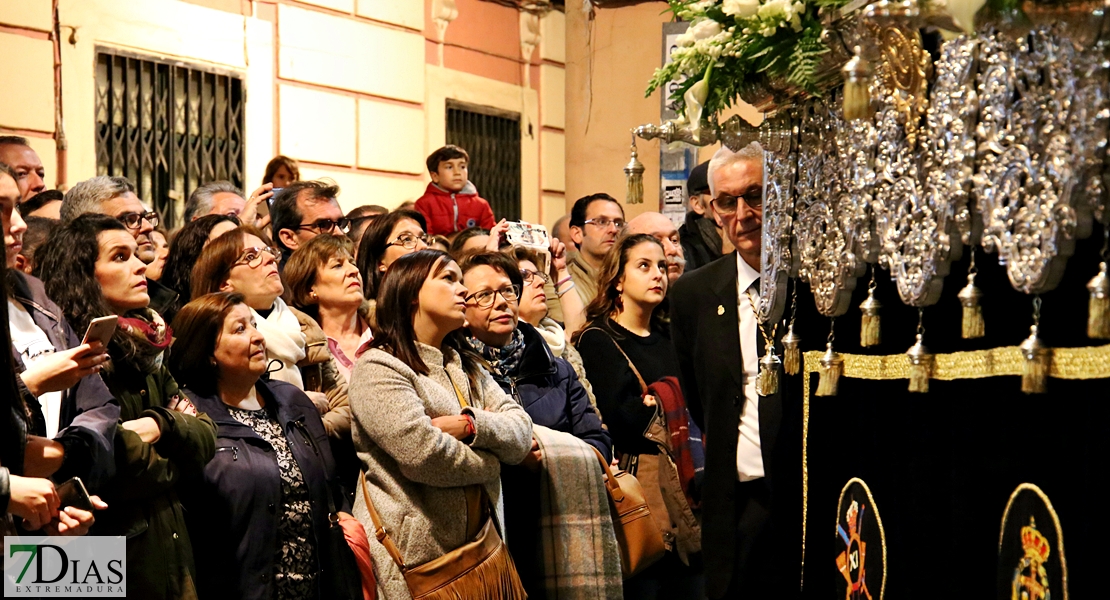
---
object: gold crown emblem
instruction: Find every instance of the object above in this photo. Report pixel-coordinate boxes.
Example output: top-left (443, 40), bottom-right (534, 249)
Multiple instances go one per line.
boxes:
top-left (1021, 517), bottom-right (1050, 563)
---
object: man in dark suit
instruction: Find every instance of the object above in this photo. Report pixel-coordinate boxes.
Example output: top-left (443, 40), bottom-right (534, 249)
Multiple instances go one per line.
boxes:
top-left (671, 142), bottom-right (796, 598)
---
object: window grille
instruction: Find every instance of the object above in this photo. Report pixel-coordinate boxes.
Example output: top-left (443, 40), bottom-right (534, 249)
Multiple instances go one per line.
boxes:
top-left (446, 100), bottom-right (522, 222)
top-left (95, 49), bottom-right (245, 229)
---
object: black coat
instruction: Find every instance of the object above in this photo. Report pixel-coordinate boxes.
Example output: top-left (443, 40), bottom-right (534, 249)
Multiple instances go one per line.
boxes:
top-left (678, 211), bottom-right (723, 273)
top-left (669, 253), bottom-right (792, 597)
top-left (498, 322), bottom-right (611, 462)
top-left (181, 379), bottom-right (358, 600)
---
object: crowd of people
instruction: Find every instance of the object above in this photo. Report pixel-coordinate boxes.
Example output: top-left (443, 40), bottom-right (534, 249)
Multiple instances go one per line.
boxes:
top-left (1, 134), bottom-right (786, 600)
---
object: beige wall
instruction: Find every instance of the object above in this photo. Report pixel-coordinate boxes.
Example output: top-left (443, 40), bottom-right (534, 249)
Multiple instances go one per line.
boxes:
top-left (0, 0), bottom-right (566, 227)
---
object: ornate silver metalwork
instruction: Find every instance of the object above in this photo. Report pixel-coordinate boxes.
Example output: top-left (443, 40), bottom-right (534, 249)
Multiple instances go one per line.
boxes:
top-left (793, 95), bottom-right (867, 317)
top-left (1069, 41), bottom-right (1110, 228)
top-left (974, 27), bottom-right (1080, 294)
top-left (871, 34), bottom-right (975, 307)
top-left (757, 112), bottom-right (799, 325)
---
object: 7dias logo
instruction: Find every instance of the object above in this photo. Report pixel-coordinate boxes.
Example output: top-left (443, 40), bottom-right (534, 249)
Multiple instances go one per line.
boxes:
top-left (4, 536), bottom-right (125, 597)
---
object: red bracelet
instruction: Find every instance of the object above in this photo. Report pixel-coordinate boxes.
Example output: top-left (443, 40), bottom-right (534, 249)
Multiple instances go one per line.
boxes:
top-left (464, 414), bottom-right (477, 438)
top-left (556, 275), bottom-right (573, 288)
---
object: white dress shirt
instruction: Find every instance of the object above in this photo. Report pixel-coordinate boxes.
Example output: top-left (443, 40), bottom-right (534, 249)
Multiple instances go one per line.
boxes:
top-left (735, 257), bottom-right (764, 482)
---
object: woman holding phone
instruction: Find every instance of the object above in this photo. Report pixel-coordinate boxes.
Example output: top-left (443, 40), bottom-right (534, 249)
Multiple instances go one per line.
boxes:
top-left (38, 214), bottom-right (218, 600)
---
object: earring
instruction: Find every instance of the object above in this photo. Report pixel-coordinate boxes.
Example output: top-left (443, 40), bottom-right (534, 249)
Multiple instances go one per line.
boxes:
top-left (310, 291), bottom-right (318, 300)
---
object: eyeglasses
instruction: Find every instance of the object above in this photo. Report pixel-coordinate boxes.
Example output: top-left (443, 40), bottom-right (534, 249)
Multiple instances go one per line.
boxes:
top-left (388, 232), bottom-right (432, 250)
top-left (711, 190), bottom-right (763, 215)
top-left (233, 246), bottom-right (279, 269)
top-left (118, 211), bottom-right (160, 230)
top-left (583, 217), bottom-right (626, 231)
top-left (465, 285), bottom-right (521, 309)
top-left (520, 269), bottom-right (549, 285)
top-left (297, 218), bottom-right (351, 234)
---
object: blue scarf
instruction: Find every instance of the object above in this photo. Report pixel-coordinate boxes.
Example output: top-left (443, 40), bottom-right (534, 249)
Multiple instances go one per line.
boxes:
top-left (467, 328), bottom-right (525, 385)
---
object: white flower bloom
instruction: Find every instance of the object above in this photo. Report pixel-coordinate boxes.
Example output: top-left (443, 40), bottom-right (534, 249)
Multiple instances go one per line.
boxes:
top-left (722, 0), bottom-right (761, 19)
top-left (758, 0), bottom-right (790, 20)
top-left (689, 19), bottom-right (723, 40)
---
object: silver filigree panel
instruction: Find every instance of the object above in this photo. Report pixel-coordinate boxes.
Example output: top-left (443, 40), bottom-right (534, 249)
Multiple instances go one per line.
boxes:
top-left (757, 112), bottom-right (798, 325)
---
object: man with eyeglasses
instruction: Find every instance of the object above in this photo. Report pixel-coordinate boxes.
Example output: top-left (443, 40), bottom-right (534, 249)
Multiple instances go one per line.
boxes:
top-left (567, 192), bottom-right (626, 306)
top-left (61, 176), bottom-right (178, 315)
top-left (270, 180), bottom-right (348, 263)
top-left (669, 143), bottom-right (795, 599)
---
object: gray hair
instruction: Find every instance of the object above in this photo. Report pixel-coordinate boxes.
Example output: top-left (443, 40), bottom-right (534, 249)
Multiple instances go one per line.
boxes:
top-left (61, 176), bottom-right (136, 223)
top-left (185, 180), bottom-right (243, 221)
top-left (707, 141), bottom-right (764, 198)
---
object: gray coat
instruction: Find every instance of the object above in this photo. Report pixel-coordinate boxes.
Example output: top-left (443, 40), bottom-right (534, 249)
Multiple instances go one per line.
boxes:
top-left (349, 343), bottom-right (533, 600)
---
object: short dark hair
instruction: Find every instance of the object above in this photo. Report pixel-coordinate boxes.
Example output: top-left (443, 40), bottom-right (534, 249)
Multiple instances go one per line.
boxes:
top-left (425, 145), bottom-right (469, 174)
top-left (346, 205), bottom-right (388, 220)
top-left (21, 189), bottom-right (63, 216)
top-left (190, 225), bottom-right (270, 300)
top-left (0, 136), bottom-right (29, 148)
top-left (21, 216), bottom-right (59, 275)
top-left (355, 208), bottom-right (427, 300)
top-left (262, 155), bottom-right (300, 186)
top-left (162, 214), bottom-right (241, 304)
top-left (370, 249), bottom-right (481, 379)
top-left (457, 251), bottom-right (523, 290)
top-left (168, 292), bottom-right (247, 396)
top-left (270, 180), bottom-right (340, 252)
top-left (447, 226), bottom-right (490, 259)
top-left (570, 193), bottom-right (622, 229)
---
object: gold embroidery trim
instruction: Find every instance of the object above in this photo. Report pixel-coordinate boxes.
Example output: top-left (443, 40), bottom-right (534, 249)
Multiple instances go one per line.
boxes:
top-left (799, 344), bottom-right (1109, 585)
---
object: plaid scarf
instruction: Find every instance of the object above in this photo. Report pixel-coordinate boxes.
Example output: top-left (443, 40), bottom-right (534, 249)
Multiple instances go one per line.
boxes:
top-left (533, 426), bottom-right (624, 599)
top-left (467, 328), bottom-right (525, 385)
top-left (649, 376), bottom-right (705, 510)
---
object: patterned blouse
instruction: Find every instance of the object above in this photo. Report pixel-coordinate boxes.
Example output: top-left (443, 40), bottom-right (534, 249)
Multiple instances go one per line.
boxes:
top-left (227, 406), bottom-right (318, 600)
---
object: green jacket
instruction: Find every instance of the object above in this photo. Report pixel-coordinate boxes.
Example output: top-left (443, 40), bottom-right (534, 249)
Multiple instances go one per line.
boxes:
top-left (95, 358), bottom-right (217, 600)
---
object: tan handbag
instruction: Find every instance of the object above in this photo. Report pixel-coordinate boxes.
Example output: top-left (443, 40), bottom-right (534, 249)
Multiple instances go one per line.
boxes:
top-left (359, 477), bottom-right (525, 599)
top-left (592, 447), bottom-right (667, 579)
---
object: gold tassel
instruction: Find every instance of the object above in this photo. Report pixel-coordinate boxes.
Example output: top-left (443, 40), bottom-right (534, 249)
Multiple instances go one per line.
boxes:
top-left (816, 341), bottom-right (843, 397)
top-left (782, 322), bottom-right (802, 376)
top-left (905, 333), bottom-right (933, 393)
top-left (1087, 261), bottom-right (1110, 339)
top-left (958, 272), bottom-right (985, 339)
top-left (623, 136), bottom-right (645, 205)
top-left (859, 292), bottom-right (882, 347)
top-left (757, 351), bottom-right (781, 396)
top-left (841, 47), bottom-right (874, 121)
top-left (1019, 325), bottom-right (1050, 394)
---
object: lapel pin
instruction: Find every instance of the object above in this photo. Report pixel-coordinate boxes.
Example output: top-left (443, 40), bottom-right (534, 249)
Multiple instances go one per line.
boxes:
top-left (717, 305), bottom-right (725, 315)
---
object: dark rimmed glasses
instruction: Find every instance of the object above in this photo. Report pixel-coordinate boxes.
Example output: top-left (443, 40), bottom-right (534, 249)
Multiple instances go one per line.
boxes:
top-left (466, 285), bottom-right (521, 309)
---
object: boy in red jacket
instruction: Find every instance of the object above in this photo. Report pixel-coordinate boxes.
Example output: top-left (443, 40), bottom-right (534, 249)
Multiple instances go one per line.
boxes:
top-left (415, 145), bottom-right (496, 236)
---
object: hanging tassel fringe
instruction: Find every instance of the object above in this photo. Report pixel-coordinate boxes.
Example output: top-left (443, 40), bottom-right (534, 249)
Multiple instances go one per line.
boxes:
top-left (782, 324), bottom-right (801, 376)
top-left (958, 273), bottom-right (984, 339)
top-left (816, 342), bottom-right (843, 397)
top-left (905, 334), bottom-right (932, 394)
top-left (1020, 325), bottom-right (1050, 395)
top-left (757, 354), bottom-right (781, 396)
top-left (1087, 262), bottom-right (1110, 339)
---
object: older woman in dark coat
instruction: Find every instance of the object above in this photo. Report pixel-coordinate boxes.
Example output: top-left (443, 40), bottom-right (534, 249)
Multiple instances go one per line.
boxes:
top-left (170, 292), bottom-right (361, 600)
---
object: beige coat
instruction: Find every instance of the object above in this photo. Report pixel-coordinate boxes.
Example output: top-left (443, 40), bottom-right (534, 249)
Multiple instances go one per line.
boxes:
top-left (349, 344), bottom-right (533, 600)
top-left (290, 306), bottom-right (352, 440)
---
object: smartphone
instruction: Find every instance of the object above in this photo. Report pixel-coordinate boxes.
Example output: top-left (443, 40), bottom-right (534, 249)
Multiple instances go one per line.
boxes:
top-left (82, 315), bottom-right (118, 347)
top-left (505, 222), bottom-right (550, 251)
top-left (57, 477), bottom-right (94, 513)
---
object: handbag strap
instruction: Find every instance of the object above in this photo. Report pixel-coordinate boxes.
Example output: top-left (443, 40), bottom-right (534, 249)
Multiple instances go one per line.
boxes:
top-left (591, 447), bottom-right (625, 503)
top-left (581, 326), bottom-right (648, 393)
top-left (359, 474), bottom-right (408, 569)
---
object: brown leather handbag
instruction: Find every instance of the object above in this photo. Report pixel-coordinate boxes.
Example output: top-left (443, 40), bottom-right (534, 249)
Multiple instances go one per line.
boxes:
top-left (359, 477), bottom-right (526, 599)
top-left (592, 447), bottom-right (666, 579)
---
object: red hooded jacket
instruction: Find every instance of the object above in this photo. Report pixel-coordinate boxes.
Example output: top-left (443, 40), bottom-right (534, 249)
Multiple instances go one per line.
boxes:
top-left (414, 181), bottom-right (496, 236)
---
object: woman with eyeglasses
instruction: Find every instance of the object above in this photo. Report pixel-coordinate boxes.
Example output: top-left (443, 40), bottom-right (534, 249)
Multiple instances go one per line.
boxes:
top-left (504, 245), bottom-right (597, 408)
top-left (458, 251), bottom-right (611, 597)
top-left (354, 209), bottom-right (429, 305)
top-left (573, 233), bottom-right (705, 600)
top-left (37, 214), bottom-right (218, 600)
top-left (160, 214), bottom-right (241, 324)
top-left (191, 226), bottom-right (353, 447)
top-left (349, 249), bottom-right (531, 600)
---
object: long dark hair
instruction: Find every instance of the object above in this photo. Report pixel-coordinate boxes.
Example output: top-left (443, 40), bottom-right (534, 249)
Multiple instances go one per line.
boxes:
top-left (369, 249), bottom-right (481, 378)
top-left (169, 292), bottom-right (246, 397)
top-left (356, 209), bottom-right (427, 301)
top-left (162, 214), bottom-right (239, 303)
top-left (37, 214), bottom-right (143, 364)
top-left (572, 233), bottom-right (667, 343)
top-left (1, 224), bottom-right (31, 468)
